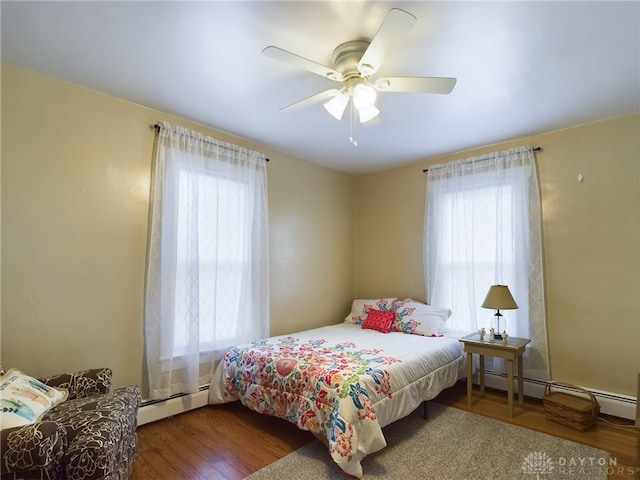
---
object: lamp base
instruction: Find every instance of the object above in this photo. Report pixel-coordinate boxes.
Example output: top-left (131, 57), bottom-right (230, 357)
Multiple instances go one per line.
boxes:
top-left (491, 311), bottom-right (504, 340)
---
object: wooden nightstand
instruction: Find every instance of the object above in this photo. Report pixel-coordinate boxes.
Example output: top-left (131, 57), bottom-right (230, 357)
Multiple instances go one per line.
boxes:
top-left (459, 332), bottom-right (531, 417)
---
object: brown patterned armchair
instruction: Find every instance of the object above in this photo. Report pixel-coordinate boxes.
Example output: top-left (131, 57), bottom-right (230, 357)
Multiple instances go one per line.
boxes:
top-left (1, 367), bottom-right (140, 480)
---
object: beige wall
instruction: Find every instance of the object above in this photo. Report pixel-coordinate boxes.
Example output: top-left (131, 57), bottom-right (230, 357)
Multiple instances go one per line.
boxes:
top-left (354, 113), bottom-right (640, 397)
top-left (269, 154), bottom-right (354, 336)
top-left (1, 63), bottom-right (354, 393)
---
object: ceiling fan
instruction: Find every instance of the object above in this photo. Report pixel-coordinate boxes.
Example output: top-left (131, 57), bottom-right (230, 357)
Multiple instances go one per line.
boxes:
top-left (262, 8), bottom-right (457, 127)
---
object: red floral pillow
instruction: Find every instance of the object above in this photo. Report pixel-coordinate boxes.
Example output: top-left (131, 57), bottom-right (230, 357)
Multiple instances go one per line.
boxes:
top-left (362, 308), bottom-right (395, 334)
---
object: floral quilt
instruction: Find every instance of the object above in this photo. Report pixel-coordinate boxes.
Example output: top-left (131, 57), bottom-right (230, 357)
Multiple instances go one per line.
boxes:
top-left (209, 323), bottom-right (465, 478)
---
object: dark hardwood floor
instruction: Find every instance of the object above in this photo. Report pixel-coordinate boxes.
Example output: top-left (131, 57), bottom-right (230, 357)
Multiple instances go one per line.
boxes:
top-left (131, 399), bottom-right (314, 479)
top-left (130, 381), bottom-right (637, 479)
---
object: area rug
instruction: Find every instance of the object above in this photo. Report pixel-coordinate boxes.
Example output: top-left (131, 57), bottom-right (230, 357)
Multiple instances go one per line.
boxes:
top-left (246, 402), bottom-right (610, 480)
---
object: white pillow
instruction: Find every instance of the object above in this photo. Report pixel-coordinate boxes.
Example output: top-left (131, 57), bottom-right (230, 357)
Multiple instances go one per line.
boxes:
top-left (392, 301), bottom-right (452, 337)
top-left (344, 298), bottom-right (398, 325)
top-left (0, 369), bottom-right (68, 430)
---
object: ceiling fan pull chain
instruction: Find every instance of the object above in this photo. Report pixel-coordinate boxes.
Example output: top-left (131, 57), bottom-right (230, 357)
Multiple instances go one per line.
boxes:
top-left (349, 100), bottom-right (358, 147)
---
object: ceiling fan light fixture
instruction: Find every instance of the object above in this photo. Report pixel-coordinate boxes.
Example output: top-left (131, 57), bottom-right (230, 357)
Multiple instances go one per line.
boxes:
top-left (358, 104), bottom-right (380, 123)
top-left (263, 7), bottom-right (457, 131)
top-left (353, 83), bottom-right (377, 109)
top-left (324, 92), bottom-right (349, 120)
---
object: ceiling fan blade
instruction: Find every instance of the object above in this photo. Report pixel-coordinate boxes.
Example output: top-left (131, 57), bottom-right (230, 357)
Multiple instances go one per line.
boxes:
top-left (357, 8), bottom-right (417, 76)
top-left (262, 46), bottom-right (342, 82)
top-left (374, 76), bottom-right (457, 94)
top-left (280, 88), bottom-right (341, 112)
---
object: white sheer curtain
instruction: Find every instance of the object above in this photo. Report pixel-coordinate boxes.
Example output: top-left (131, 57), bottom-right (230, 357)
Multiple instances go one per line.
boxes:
top-left (424, 146), bottom-right (549, 380)
top-left (144, 122), bottom-right (269, 400)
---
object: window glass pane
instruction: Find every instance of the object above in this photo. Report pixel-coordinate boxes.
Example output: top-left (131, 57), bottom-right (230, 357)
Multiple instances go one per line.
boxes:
top-left (438, 183), bottom-right (515, 331)
top-left (173, 167), bottom-right (249, 354)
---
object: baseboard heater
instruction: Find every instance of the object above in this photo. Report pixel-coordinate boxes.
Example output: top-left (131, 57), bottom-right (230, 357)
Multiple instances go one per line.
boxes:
top-left (137, 375), bottom-right (637, 426)
top-left (137, 386), bottom-right (209, 426)
top-left (479, 372), bottom-right (636, 420)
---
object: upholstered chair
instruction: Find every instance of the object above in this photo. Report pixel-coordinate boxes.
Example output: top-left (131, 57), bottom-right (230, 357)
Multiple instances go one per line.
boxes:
top-left (1, 367), bottom-right (140, 480)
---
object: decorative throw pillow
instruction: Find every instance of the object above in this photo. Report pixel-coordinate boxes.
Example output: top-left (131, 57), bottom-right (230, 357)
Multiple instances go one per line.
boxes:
top-left (0, 369), bottom-right (68, 430)
top-left (392, 301), bottom-right (451, 337)
top-left (362, 308), bottom-right (396, 333)
top-left (344, 297), bottom-right (398, 325)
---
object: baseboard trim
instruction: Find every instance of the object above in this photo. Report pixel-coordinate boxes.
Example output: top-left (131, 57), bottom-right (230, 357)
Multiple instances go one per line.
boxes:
top-left (480, 372), bottom-right (636, 420)
top-left (137, 389), bottom-right (209, 426)
top-left (136, 375), bottom-right (637, 425)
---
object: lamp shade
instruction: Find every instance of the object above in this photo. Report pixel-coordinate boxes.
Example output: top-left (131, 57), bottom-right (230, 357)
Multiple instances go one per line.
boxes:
top-left (481, 285), bottom-right (518, 310)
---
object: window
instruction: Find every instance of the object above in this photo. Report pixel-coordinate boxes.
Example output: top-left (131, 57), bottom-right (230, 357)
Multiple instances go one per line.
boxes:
top-left (172, 169), bottom-right (250, 356)
top-left (425, 146), bottom-right (549, 380)
top-left (145, 122), bottom-right (269, 400)
top-left (433, 180), bottom-right (517, 333)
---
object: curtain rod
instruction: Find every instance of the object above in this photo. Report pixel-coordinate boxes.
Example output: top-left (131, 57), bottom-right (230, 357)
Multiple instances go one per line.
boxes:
top-left (422, 146), bottom-right (541, 173)
top-left (152, 123), bottom-right (269, 162)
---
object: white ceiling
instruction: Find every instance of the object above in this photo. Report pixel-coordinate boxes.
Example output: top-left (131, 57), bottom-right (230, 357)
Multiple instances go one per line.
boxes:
top-left (2, 1), bottom-right (639, 175)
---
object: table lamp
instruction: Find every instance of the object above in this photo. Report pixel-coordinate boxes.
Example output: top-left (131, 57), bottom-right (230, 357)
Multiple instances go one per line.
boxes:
top-left (481, 285), bottom-right (518, 339)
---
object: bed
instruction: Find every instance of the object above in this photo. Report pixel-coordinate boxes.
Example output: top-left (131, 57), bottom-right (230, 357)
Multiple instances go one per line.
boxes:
top-left (208, 298), bottom-right (466, 478)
